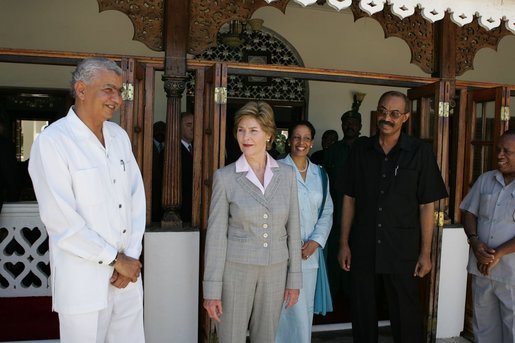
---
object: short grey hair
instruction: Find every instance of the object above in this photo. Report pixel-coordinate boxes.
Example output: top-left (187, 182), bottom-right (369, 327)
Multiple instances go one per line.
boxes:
top-left (71, 58), bottom-right (122, 97)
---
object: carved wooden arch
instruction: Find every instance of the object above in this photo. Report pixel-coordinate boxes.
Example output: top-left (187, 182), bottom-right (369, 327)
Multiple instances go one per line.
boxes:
top-left (455, 19), bottom-right (513, 75)
top-left (97, 0), bottom-right (289, 53)
top-left (97, 0), bottom-right (512, 76)
top-left (188, 0), bottom-right (289, 54)
top-left (350, 3), bottom-right (513, 76)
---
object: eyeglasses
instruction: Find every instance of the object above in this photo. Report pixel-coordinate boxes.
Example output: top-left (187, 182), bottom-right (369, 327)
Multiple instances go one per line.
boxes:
top-left (291, 136), bottom-right (312, 143)
top-left (376, 107), bottom-right (407, 119)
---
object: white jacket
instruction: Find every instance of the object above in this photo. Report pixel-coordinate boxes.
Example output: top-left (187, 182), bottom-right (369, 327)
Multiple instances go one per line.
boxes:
top-left (29, 107), bottom-right (145, 315)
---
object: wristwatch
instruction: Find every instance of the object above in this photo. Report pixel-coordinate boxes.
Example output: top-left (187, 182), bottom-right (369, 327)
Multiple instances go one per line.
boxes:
top-left (109, 253), bottom-right (119, 267)
top-left (466, 234), bottom-right (478, 244)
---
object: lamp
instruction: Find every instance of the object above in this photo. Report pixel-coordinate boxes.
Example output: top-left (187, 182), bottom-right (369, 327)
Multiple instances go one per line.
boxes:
top-left (353, 92), bottom-right (366, 111)
top-left (221, 18), bottom-right (264, 48)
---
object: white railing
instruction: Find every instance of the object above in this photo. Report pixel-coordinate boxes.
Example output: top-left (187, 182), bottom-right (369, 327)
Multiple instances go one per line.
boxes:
top-left (0, 202), bottom-right (50, 297)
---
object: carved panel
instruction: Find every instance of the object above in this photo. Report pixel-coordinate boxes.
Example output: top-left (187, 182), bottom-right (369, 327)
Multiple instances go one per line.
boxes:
top-left (188, 0), bottom-right (289, 54)
top-left (456, 19), bottom-right (513, 76)
top-left (97, 0), bottom-right (513, 76)
top-left (98, 0), bottom-right (165, 51)
top-left (0, 204), bottom-right (50, 297)
top-left (97, 0), bottom-right (289, 54)
top-left (351, 3), bottom-right (435, 74)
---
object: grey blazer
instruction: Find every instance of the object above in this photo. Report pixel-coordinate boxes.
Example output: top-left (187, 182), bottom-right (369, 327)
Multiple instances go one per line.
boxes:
top-left (203, 161), bottom-right (302, 300)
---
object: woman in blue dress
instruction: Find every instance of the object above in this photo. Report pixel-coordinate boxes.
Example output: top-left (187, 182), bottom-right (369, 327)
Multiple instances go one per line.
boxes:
top-left (276, 120), bottom-right (333, 343)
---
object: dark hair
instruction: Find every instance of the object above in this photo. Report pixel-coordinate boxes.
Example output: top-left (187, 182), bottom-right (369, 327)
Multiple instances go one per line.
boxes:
top-left (288, 120), bottom-right (316, 141)
top-left (323, 129), bottom-right (338, 139)
top-left (180, 112), bottom-right (193, 120)
top-left (378, 91), bottom-right (411, 114)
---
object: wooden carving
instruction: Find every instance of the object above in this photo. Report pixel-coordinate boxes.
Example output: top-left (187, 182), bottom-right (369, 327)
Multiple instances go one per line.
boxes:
top-left (97, 0), bottom-right (164, 51)
top-left (188, 0), bottom-right (289, 54)
top-left (97, 0), bottom-right (513, 76)
top-left (351, 3), bottom-right (435, 74)
top-left (455, 19), bottom-right (513, 76)
top-left (97, 0), bottom-right (289, 54)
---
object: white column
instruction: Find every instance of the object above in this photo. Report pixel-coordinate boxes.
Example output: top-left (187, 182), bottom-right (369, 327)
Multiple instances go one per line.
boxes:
top-left (144, 231), bottom-right (199, 343)
top-left (436, 227), bottom-right (469, 338)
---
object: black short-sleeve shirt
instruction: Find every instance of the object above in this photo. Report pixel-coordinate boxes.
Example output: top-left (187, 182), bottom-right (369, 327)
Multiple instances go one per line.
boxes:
top-left (344, 133), bottom-right (448, 273)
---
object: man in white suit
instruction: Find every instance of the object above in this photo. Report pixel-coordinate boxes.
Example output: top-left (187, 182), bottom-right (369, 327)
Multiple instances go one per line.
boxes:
top-left (29, 58), bottom-right (145, 343)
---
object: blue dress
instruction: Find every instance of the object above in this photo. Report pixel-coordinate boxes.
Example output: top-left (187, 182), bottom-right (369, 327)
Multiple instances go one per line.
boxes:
top-left (276, 155), bottom-right (333, 343)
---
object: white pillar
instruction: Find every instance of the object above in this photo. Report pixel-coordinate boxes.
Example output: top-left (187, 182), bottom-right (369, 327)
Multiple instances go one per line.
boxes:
top-left (436, 227), bottom-right (469, 338)
top-left (144, 231), bottom-right (199, 343)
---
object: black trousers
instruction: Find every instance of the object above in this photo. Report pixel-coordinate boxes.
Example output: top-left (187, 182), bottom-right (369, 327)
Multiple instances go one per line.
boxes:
top-left (350, 271), bottom-right (423, 343)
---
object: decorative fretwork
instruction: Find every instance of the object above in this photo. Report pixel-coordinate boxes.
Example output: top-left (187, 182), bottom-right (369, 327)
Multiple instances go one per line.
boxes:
top-left (97, 0), bottom-right (165, 51)
top-left (456, 19), bottom-right (513, 76)
top-left (96, 0), bottom-right (289, 53)
top-left (188, 0), bottom-right (289, 54)
top-left (98, 0), bottom-right (513, 76)
top-left (351, 3), bottom-right (435, 74)
top-left (187, 29), bottom-right (306, 102)
top-left (0, 203), bottom-right (50, 297)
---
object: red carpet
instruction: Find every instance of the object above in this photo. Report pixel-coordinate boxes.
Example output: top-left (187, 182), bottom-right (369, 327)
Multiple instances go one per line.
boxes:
top-left (0, 296), bottom-right (59, 341)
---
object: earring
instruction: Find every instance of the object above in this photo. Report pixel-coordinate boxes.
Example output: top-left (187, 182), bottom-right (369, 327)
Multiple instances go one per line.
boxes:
top-left (310, 146), bottom-right (313, 148)
top-left (266, 139), bottom-right (270, 142)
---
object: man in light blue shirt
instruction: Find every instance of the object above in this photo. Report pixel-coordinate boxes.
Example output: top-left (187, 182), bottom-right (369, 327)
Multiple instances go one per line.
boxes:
top-left (460, 129), bottom-right (515, 343)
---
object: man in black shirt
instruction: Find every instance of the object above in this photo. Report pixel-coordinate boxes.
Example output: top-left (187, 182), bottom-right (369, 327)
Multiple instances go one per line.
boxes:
top-left (338, 91), bottom-right (447, 343)
top-left (310, 129), bottom-right (338, 165)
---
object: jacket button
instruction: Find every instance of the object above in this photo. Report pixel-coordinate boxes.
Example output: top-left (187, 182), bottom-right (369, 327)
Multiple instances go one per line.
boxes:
top-left (263, 233), bottom-right (268, 238)
top-left (263, 224), bottom-right (268, 229)
top-left (98, 261), bottom-right (103, 264)
top-left (263, 243), bottom-right (268, 248)
top-left (263, 214), bottom-right (268, 219)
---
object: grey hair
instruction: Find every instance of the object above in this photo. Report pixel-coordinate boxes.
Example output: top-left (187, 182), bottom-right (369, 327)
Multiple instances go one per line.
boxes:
top-left (70, 58), bottom-right (122, 97)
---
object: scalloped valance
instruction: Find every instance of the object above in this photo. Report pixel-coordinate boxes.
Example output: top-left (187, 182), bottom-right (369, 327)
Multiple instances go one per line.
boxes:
top-left (265, 0), bottom-right (515, 33)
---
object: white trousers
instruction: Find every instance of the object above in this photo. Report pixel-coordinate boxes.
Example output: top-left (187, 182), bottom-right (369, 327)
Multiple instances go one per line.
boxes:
top-left (59, 279), bottom-right (144, 343)
top-left (472, 275), bottom-right (515, 343)
top-left (276, 268), bottom-right (317, 343)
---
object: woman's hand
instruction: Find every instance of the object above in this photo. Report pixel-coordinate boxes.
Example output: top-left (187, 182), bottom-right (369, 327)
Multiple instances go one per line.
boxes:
top-left (203, 299), bottom-right (223, 322)
top-left (301, 240), bottom-right (320, 260)
top-left (283, 288), bottom-right (300, 309)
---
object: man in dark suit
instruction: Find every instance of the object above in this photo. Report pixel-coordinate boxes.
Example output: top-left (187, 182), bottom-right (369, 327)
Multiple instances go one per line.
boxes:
top-left (151, 121), bottom-right (165, 222)
top-left (310, 129), bottom-right (338, 165)
top-left (180, 112), bottom-right (194, 224)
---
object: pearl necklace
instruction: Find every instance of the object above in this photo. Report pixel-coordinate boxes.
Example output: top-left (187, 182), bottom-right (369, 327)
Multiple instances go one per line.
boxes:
top-left (297, 159), bottom-right (308, 173)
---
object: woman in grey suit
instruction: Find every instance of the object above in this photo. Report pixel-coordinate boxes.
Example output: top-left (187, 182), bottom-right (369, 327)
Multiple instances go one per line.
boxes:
top-left (203, 101), bottom-right (302, 342)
